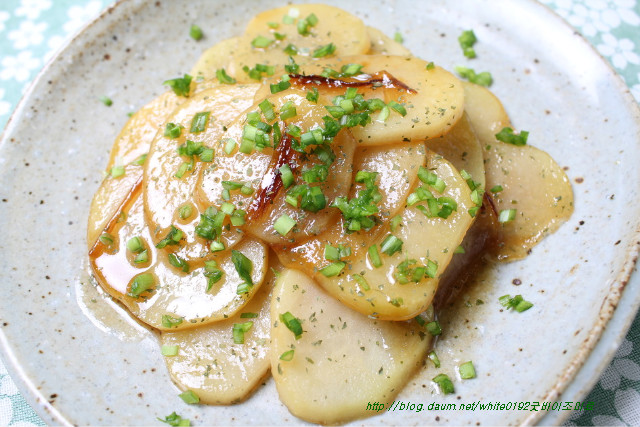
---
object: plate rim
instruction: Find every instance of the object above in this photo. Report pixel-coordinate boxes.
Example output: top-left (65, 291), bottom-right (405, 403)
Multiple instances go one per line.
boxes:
top-left (1, 0), bottom-right (640, 425)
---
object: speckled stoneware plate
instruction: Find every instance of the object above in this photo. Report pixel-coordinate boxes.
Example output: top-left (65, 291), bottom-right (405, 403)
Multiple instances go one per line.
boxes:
top-left (1, 0), bottom-right (640, 425)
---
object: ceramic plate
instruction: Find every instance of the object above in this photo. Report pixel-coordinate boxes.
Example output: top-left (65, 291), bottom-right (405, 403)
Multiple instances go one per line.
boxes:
top-left (1, 0), bottom-right (640, 425)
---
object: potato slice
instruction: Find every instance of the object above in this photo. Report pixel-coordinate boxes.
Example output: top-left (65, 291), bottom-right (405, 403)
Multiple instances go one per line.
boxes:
top-left (90, 182), bottom-right (269, 331)
top-left (463, 82), bottom-right (573, 260)
top-left (271, 55), bottom-right (464, 147)
top-left (197, 89), bottom-right (355, 245)
top-left (428, 113), bottom-right (486, 190)
top-left (271, 268), bottom-right (430, 424)
top-left (366, 26), bottom-right (411, 56)
top-left (143, 83), bottom-right (259, 255)
top-left (277, 149), bottom-right (474, 320)
top-left (191, 37), bottom-right (242, 81)
top-left (159, 254), bottom-right (281, 404)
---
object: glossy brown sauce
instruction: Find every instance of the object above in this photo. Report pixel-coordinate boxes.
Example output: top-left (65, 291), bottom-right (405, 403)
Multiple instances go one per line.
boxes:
top-left (288, 71), bottom-right (417, 94)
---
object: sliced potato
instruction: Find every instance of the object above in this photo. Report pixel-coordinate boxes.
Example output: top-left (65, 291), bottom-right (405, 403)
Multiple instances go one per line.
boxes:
top-left (143, 83), bottom-right (259, 254)
top-left (366, 26), bottom-right (412, 56)
top-left (271, 268), bottom-right (430, 424)
top-left (191, 37), bottom-right (242, 81)
top-left (277, 150), bottom-right (474, 320)
top-left (197, 89), bottom-right (356, 245)
top-left (463, 82), bottom-right (573, 260)
top-left (160, 254), bottom-right (281, 404)
top-left (428, 113), bottom-right (485, 190)
top-left (90, 183), bottom-right (269, 331)
top-left (270, 55), bottom-right (464, 147)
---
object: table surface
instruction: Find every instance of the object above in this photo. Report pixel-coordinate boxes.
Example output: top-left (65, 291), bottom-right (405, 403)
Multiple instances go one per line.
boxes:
top-left (1, 0), bottom-right (639, 426)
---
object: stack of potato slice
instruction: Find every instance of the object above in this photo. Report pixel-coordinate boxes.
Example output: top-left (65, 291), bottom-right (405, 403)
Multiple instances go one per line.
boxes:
top-left (87, 4), bottom-right (573, 423)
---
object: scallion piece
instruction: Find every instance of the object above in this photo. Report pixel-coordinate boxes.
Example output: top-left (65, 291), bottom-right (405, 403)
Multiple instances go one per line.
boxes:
top-left (190, 111), bottom-right (210, 133)
top-left (312, 42), bottom-right (336, 58)
top-left (128, 273), bottom-right (154, 298)
top-left (280, 349), bottom-right (294, 361)
top-left (455, 66), bottom-right (492, 87)
top-left (99, 95), bottom-right (113, 106)
top-left (156, 226), bottom-right (183, 249)
top-left (158, 412), bottom-right (190, 427)
top-left (279, 164), bottom-right (294, 188)
top-left (498, 208), bottom-right (517, 223)
top-left (433, 373), bottom-right (455, 395)
top-left (319, 261), bottom-right (346, 277)
top-left (280, 312), bottom-right (303, 338)
top-left (426, 61), bottom-right (435, 70)
top-left (164, 122), bottom-right (183, 139)
top-left (178, 390), bottom-right (200, 404)
top-left (223, 138), bottom-right (237, 155)
top-left (394, 31), bottom-right (404, 43)
top-left (134, 249), bottom-right (148, 264)
top-left (210, 241), bottom-right (225, 252)
top-left (161, 344), bottom-right (179, 356)
top-left (270, 80), bottom-right (291, 94)
top-left (168, 253), bottom-right (190, 273)
top-left (352, 274), bottom-right (370, 291)
top-left (459, 361), bottom-right (476, 379)
top-left (387, 100), bottom-right (407, 116)
top-left (231, 249), bottom-right (253, 285)
top-left (251, 35), bottom-right (273, 48)
top-left (380, 234), bottom-right (403, 256)
top-left (426, 320), bottom-right (442, 336)
top-left (368, 245), bottom-right (382, 268)
top-left (232, 321), bottom-right (254, 344)
top-left (126, 236), bottom-right (144, 253)
top-left (161, 314), bottom-right (183, 328)
top-left (163, 74), bottom-right (192, 97)
top-left (490, 185), bottom-right (503, 193)
top-left (458, 30), bottom-right (477, 58)
top-left (240, 312), bottom-right (258, 318)
top-left (274, 214), bottom-right (296, 236)
top-left (216, 68), bottom-right (236, 84)
top-left (306, 87), bottom-right (319, 103)
top-left (495, 127), bottom-right (529, 146)
top-left (110, 165), bottom-right (125, 178)
top-left (189, 24), bottom-right (203, 41)
top-left (428, 351), bottom-right (441, 368)
top-left (258, 99), bottom-right (276, 122)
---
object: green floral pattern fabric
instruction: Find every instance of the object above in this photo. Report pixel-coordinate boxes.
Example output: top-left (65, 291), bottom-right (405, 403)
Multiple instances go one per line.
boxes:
top-left (0, 0), bottom-right (639, 425)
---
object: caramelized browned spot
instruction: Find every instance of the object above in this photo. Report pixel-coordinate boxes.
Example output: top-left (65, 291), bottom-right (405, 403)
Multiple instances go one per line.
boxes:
top-left (288, 71), bottom-right (417, 94)
top-left (246, 130), bottom-right (301, 221)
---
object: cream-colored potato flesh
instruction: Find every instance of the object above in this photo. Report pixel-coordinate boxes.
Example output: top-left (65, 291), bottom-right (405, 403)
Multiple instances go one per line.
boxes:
top-left (160, 255), bottom-right (280, 404)
top-left (271, 268), bottom-right (430, 424)
top-left (463, 82), bottom-right (573, 260)
top-left (366, 26), bottom-right (412, 56)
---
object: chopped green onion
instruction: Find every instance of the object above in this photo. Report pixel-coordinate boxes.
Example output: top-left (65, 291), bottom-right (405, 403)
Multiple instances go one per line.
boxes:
top-left (377, 105), bottom-right (390, 122)
top-left (306, 87), bottom-right (319, 103)
top-left (428, 351), bottom-right (441, 368)
top-left (499, 294), bottom-right (534, 312)
top-left (128, 272), bottom-right (154, 298)
top-left (368, 245), bottom-right (382, 268)
top-left (110, 165), bottom-right (125, 178)
top-left (230, 209), bottom-right (246, 227)
top-left (251, 35), bottom-right (273, 48)
top-left (455, 66), bottom-right (492, 87)
top-left (158, 412), bottom-right (190, 427)
top-left (161, 314), bottom-right (183, 328)
top-left (274, 214), bottom-right (296, 236)
top-left (231, 249), bottom-right (253, 285)
top-left (279, 101), bottom-right (297, 120)
top-left (283, 43), bottom-right (298, 55)
top-left (387, 100), bottom-right (407, 116)
top-left (426, 61), bottom-right (435, 70)
top-left (223, 138), bottom-right (237, 155)
top-left (498, 208), bottom-right (517, 223)
top-left (495, 127), bottom-right (529, 146)
top-left (312, 42), bottom-right (336, 58)
top-left (216, 68), bottom-right (236, 84)
top-left (156, 226), bottom-right (183, 249)
top-left (306, 13), bottom-right (319, 26)
top-left (133, 249), bottom-right (148, 264)
top-left (190, 111), bottom-right (210, 133)
top-left (380, 234), bottom-right (403, 256)
top-left (425, 259), bottom-right (438, 278)
top-left (163, 74), bottom-right (192, 97)
top-left (394, 31), bottom-right (404, 43)
top-left (99, 95), bottom-right (113, 106)
top-left (168, 253), bottom-right (190, 273)
top-left (280, 312), bottom-right (303, 338)
top-left (458, 30), bottom-right (477, 58)
top-left (433, 373), bottom-right (455, 395)
top-left (232, 321), bottom-right (254, 344)
top-left (126, 236), bottom-right (144, 253)
top-left (189, 24), bottom-right (203, 41)
top-left (270, 80), bottom-right (291, 94)
top-left (258, 99), bottom-right (276, 122)
top-left (426, 320), bottom-right (442, 336)
top-left (280, 349), bottom-right (295, 361)
top-left (178, 390), bottom-right (200, 404)
top-left (454, 245), bottom-right (465, 254)
top-left (459, 361), bottom-right (476, 379)
top-left (279, 164), bottom-right (294, 188)
top-left (390, 215), bottom-right (402, 232)
top-left (210, 241), bottom-right (225, 252)
top-left (164, 122), bottom-right (183, 139)
top-left (319, 261), bottom-right (346, 277)
top-left (161, 344), bottom-right (179, 356)
top-left (132, 153), bottom-right (147, 165)
top-left (240, 312), bottom-right (258, 318)
top-left (490, 185), bottom-right (503, 193)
